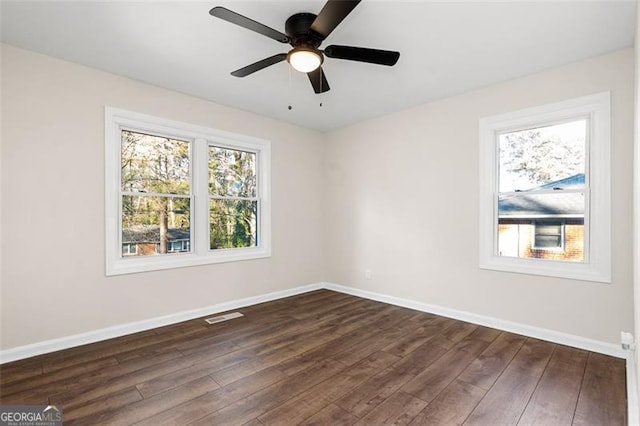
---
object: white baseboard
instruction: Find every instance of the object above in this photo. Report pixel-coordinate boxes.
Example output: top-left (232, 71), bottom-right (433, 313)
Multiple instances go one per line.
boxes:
top-left (323, 282), bottom-right (626, 358)
top-left (0, 282), bottom-right (323, 364)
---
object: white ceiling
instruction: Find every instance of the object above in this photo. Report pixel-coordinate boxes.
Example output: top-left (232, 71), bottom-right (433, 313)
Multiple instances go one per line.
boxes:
top-left (1, 1), bottom-right (636, 131)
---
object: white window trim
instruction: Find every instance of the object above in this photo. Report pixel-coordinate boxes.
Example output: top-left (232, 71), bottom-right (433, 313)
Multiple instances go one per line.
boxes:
top-left (105, 107), bottom-right (271, 276)
top-left (479, 92), bottom-right (611, 283)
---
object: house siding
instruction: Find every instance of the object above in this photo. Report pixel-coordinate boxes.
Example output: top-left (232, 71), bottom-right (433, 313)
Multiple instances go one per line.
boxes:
top-left (498, 222), bottom-right (584, 261)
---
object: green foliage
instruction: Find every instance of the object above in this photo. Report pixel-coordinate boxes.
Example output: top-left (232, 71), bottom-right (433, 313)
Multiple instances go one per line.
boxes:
top-left (209, 200), bottom-right (257, 249)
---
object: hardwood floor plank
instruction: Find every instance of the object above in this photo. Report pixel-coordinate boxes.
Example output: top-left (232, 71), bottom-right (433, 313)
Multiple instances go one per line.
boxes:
top-left (518, 345), bottom-right (588, 426)
top-left (457, 332), bottom-right (526, 390)
top-left (211, 327), bottom-right (342, 386)
top-left (63, 386), bottom-right (143, 424)
top-left (463, 338), bottom-right (555, 425)
top-left (258, 351), bottom-right (399, 425)
top-left (332, 326), bottom-right (416, 366)
top-left (141, 357), bottom-right (256, 399)
top-left (0, 388), bottom-right (49, 405)
top-left (354, 390), bottom-right (428, 426)
top-left (440, 321), bottom-right (478, 348)
top-left (408, 379), bottom-right (486, 426)
top-left (573, 352), bottom-right (626, 425)
top-left (391, 335), bottom-right (451, 376)
top-left (1, 356), bottom-right (119, 397)
top-left (189, 360), bottom-right (346, 426)
top-left (41, 330), bottom-right (183, 373)
top-left (401, 333), bottom-right (492, 403)
top-left (505, 338), bottom-right (556, 377)
top-left (0, 361), bottom-right (43, 386)
top-left (464, 369), bottom-right (539, 426)
top-left (382, 323), bottom-right (452, 358)
top-left (135, 366), bottom-right (287, 426)
top-left (49, 351), bottom-right (194, 409)
top-left (3, 349), bottom-right (183, 403)
top-left (335, 366), bottom-right (417, 418)
top-left (86, 376), bottom-right (219, 425)
top-left (299, 403), bottom-right (358, 426)
top-left (277, 325), bottom-right (385, 376)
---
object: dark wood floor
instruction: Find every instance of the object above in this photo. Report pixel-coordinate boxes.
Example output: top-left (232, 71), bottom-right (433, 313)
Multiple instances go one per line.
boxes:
top-left (0, 290), bottom-right (627, 425)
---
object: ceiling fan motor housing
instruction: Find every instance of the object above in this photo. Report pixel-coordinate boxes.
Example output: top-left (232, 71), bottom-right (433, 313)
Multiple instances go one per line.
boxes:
top-left (285, 13), bottom-right (322, 48)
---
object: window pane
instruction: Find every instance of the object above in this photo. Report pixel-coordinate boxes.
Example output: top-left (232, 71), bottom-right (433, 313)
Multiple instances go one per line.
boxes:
top-left (210, 199), bottom-right (257, 249)
top-left (535, 235), bottom-right (562, 248)
top-left (535, 223), bottom-right (562, 236)
top-left (209, 146), bottom-right (256, 197)
top-left (121, 130), bottom-right (190, 195)
top-left (498, 192), bottom-right (584, 262)
top-left (122, 195), bottom-right (191, 257)
top-left (498, 120), bottom-right (586, 192)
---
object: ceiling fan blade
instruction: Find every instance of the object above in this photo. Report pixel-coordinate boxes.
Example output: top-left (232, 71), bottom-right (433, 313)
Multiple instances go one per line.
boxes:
top-left (231, 54), bottom-right (288, 77)
top-left (210, 6), bottom-right (289, 44)
top-left (324, 45), bottom-right (400, 66)
top-left (307, 67), bottom-right (330, 94)
top-left (310, 0), bottom-right (361, 39)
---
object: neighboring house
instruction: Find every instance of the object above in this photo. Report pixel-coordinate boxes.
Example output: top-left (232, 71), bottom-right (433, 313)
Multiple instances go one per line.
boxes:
top-left (498, 174), bottom-right (585, 261)
top-left (122, 226), bottom-right (191, 256)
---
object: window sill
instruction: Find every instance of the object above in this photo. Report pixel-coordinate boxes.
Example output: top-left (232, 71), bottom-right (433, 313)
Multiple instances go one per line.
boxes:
top-left (106, 246), bottom-right (271, 276)
top-left (479, 255), bottom-right (611, 283)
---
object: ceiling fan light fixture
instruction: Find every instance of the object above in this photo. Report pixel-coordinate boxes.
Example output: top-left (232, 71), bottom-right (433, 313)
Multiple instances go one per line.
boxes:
top-left (287, 47), bottom-right (322, 73)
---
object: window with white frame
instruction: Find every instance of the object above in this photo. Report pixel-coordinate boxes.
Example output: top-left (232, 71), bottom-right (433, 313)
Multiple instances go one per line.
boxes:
top-left (479, 92), bottom-right (611, 282)
top-left (105, 107), bottom-right (271, 275)
top-left (532, 221), bottom-right (564, 250)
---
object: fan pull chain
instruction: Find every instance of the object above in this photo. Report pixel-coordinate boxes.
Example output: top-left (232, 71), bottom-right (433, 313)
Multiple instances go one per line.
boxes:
top-left (287, 63), bottom-right (293, 110)
top-left (319, 68), bottom-right (324, 107)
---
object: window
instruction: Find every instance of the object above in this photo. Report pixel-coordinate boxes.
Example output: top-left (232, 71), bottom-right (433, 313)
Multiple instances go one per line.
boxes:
top-left (122, 243), bottom-right (137, 256)
top-left (533, 221), bottom-right (564, 250)
top-left (105, 107), bottom-right (271, 275)
top-left (168, 240), bottom-right (190, 253)
top-left (479, 93), bottom-right (611, 282)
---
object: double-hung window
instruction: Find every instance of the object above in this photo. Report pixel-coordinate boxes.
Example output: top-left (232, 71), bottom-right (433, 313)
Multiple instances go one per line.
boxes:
top-left (105, 107), bottom-right (271, 275)
top-left (479, 93), bottom-right (611, 282)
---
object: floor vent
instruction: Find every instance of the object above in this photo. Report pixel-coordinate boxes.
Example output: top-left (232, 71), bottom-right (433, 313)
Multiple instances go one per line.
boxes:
top-left (204, 312), bottom-right (244, 325)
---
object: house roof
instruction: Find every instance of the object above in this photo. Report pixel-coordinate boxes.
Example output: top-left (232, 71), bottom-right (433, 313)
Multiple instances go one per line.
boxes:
top-left (122, 226), bottom-right (190, 244)
top-left (499, 173), bottom-right (584, 218)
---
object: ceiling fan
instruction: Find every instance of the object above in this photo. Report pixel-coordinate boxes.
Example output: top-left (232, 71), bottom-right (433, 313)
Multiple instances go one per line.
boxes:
top-left (209, 0), bottom-right (400, 94)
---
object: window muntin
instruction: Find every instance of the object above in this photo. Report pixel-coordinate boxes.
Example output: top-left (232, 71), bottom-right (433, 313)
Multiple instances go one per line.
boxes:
top-left (478, 92), bottom-right (610, 282)
top-left (106, 107), bottom-right (271, 275)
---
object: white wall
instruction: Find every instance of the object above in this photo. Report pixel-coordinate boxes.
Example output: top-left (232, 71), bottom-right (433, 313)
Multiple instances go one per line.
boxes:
top-left (324, 48), bottom-right (635, 345)
top-left (0, 45), bottom-right (325, 350)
